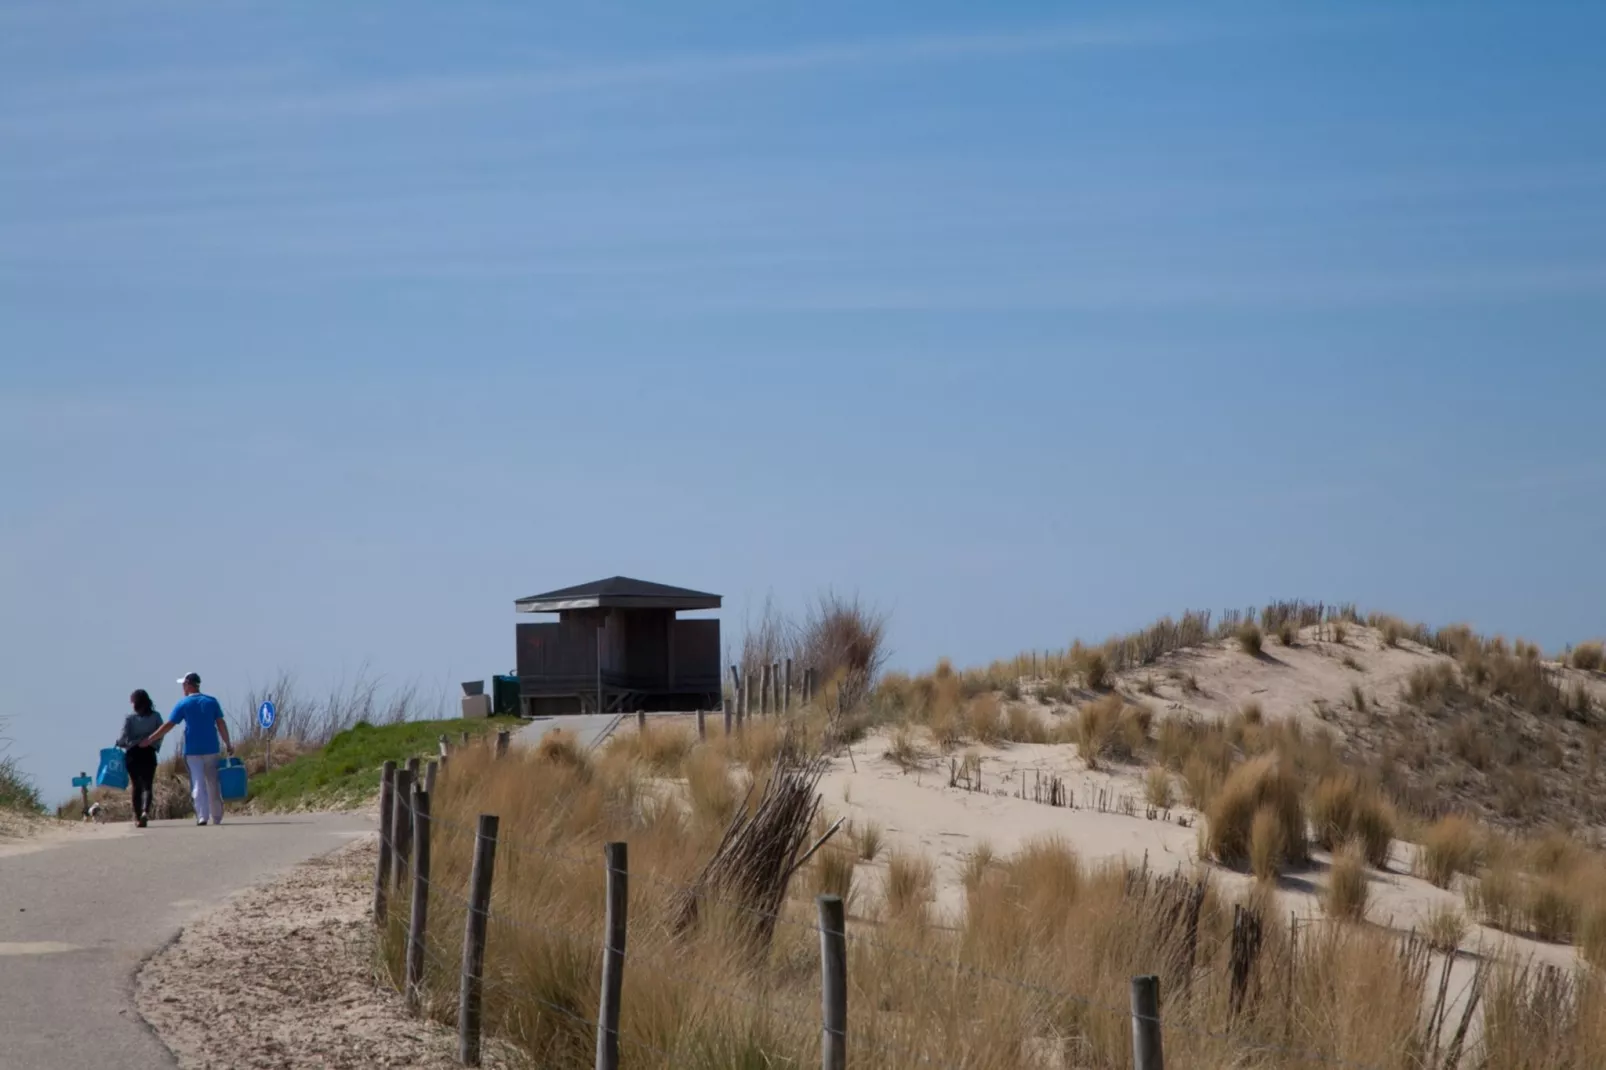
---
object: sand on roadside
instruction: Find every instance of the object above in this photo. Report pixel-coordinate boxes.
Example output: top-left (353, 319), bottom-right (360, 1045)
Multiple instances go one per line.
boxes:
top-left (134, 836), bottom-right (514, 1070)
top-left (0, 811), bottom-right (135, 858)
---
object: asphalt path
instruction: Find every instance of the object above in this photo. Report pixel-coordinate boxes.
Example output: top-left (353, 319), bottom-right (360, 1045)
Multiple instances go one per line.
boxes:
top-left (0, 813), bottom-right (371, 1070)
top-left (511, 713), bottom-right (623, 752)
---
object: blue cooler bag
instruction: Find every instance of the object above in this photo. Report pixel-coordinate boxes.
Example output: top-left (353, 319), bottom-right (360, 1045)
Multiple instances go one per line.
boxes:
top-left (217, 756), bottom-right (248, 801)
top-left (96, 747), bottom-right (129, 790)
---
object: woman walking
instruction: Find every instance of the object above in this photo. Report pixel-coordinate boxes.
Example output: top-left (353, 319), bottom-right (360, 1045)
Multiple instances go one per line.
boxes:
top-left (118, 689), bottom-right (164, 828)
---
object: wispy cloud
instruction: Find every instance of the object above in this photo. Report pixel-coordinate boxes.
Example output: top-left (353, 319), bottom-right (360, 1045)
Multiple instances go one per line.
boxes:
top-left (0, 14), bottom-right (1335, 134)
top-left (656, 264), bottom-right (1606, 313)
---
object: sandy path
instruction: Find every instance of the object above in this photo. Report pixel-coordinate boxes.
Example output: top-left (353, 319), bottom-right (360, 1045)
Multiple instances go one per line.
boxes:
top-left (135, 837), bottom-right (514, 1070)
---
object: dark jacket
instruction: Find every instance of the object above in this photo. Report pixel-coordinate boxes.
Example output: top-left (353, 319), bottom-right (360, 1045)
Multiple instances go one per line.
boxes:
top-left (118, 711), bottom-right (165, 753)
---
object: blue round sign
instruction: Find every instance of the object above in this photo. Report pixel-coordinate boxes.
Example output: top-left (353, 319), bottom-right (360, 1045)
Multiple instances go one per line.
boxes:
top-left (258, 700), bottom-right (276, 730)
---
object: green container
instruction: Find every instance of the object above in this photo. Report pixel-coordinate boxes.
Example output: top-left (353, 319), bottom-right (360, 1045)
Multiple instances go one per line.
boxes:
top-left (492, 674), bottom-right (520, 716)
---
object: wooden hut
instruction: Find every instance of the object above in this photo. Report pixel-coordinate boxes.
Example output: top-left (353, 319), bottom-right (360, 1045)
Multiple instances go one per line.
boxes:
top-left (514, 576), bottom-right (722, 715)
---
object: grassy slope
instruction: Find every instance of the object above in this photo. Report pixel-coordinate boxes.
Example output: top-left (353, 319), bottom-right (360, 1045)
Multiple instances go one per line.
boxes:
top-left (0, 760), bottom-right (44, 814)
top-left (248, 716), bottom-right (520, 811)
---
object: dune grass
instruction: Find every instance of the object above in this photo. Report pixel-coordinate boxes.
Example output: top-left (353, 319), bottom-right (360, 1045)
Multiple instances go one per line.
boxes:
top-left (1324, 842), bottom-right (1370, 921)
top-left (1237, 623), bottom-right (1264, 656)
top-left (1424, 903), bottom-right (1468, 954)
top-left (384, 734), bottom-right (1604, 1070)
top-left (607, 722), bottom-right (696, 773)
top-left (852, 819), bottom-right (884, 861)
top-left (1414, 815), bottom-right (1481, 888)
top-left (1204, 755), bottom-right (1307, 872)
top-left (1144, 765), bottom-right (1175, 809)
top-left (1076, 695), bottom-right (1148, 769)
top-left (1308, 773), bottom-right (1395, 868)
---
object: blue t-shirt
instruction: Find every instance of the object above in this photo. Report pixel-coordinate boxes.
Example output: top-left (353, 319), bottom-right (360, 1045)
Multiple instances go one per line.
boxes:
top-left (168, 694), bottom-right (225, 756)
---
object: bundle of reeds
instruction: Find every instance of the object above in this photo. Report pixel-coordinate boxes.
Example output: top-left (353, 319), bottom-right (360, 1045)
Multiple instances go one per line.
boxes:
top-left (673, 737), bottom-right (829, 948)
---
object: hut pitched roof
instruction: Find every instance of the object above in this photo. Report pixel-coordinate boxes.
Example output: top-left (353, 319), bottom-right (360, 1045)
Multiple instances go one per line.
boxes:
top-left (514, 576), bottom-right (722, 613)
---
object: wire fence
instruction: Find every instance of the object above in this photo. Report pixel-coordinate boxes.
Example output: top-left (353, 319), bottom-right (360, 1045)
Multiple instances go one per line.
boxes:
top-left (368, 740), bottom-right (1420, 1070)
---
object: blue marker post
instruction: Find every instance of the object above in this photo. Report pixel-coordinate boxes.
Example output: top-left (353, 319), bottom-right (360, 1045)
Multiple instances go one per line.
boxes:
top-left (258, 701), bottom-right (277, 771)
top-left (72, 773), bottom-right (92, 816)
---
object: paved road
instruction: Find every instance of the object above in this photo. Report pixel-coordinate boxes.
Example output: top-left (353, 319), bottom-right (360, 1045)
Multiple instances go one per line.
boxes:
top-left (512, 713), bottom-right (623, 752)
top-left (0, 813), bottom-right (371, 1070)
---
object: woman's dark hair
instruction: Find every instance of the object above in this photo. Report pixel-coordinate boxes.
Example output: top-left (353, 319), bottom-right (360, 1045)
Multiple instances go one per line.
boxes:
top-left (130, 689), bottom-right (154, 714)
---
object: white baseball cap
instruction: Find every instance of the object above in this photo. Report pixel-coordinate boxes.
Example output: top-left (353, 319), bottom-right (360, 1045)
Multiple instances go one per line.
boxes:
top-left (177, 672), bottom-right (201, 687)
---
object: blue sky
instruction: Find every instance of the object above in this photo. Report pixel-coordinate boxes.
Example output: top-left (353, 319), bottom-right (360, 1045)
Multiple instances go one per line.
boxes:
top-left (3, 1), bottom-right (1603, 800)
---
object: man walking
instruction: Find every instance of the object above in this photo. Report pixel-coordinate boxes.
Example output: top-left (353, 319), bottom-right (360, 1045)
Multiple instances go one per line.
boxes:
top-left (142, 672), bottom-right (234, 826)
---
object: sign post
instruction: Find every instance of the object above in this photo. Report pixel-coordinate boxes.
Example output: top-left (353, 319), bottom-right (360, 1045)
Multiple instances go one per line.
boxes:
top-left (258, 700), bottom-right (277, 771)
top-left (72, 773), bottom-right (91, 815)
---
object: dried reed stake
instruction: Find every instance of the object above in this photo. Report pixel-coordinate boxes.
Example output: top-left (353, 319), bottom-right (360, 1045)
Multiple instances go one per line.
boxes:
top-left (673, 738), bottom-right (827, 949)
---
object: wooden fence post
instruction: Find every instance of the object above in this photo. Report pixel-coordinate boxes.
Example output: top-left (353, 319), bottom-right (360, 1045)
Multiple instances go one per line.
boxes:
top-left (818, 895), bottom-right (847, 1070)
top-left (636, 708), bottom-right (647, 732)
top-left (1131, 975), bottom-right (1164, 1070)
top-left (406, 786), bottom-right (431, 1013)
top-left (406, 755), bottom-right (421, 784)
top-left (458, 814), bottom-right (500, 1067)
top-left (772, 662), bottom-right (782, 713)
top-left (461, 730), bottom-right (471, 746)
top-left (759, 663), bottom-right (771, 717)
top-left (495, 729), bottom-right (510, 757)
top-left (374, 760), bottom-right (396, 924)
top-left (722, 694), bottom-right (732, 735)
top-left (696, 708), bottom-right (707, 742)
top-left (784, 658), bottom-right (793, 713)
top-left (391, 767), bottom-right (414, 892)
top-left (438, 734), bottom-right (449, 759)
top-left (596, 842), bottom-right (629, 1070)
top-left (424, 759), bottom-right (439, 796)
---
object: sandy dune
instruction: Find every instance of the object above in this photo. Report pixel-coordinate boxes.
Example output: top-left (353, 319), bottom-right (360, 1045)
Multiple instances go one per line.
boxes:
top-left (638, 622), bottom-right (1602, 975)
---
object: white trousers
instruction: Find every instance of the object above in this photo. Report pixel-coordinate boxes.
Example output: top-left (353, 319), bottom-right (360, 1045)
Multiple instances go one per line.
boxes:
top-left (187, 755), bottom-right (224, 824)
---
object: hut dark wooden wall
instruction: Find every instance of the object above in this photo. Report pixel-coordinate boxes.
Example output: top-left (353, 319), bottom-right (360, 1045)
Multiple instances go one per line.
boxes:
top-left (516, 613), bottom-right (720, 713)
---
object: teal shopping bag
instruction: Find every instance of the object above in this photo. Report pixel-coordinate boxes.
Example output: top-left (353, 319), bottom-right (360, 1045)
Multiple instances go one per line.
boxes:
top-left (217, 756), bottom-right (248, 801)
top-left (96, 747), bottom-right (129, 790)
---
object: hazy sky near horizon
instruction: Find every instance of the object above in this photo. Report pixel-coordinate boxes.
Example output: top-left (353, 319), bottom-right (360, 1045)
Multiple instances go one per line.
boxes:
top-left (3, 1), bottom-right (1604, 800)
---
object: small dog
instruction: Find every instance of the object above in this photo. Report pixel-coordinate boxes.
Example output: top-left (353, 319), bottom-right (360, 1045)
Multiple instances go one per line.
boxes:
top-left (83, 802), bottom-right (104, 823)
